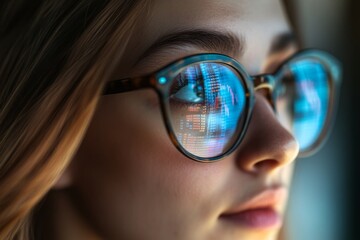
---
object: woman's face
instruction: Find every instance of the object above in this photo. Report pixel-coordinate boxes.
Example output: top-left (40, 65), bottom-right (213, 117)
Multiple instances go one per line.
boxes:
top-left (70, 0), bottom-right (299, 239)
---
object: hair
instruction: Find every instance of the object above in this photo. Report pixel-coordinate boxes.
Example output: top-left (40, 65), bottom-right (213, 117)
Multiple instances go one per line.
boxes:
top-left (0, 0), bottom-right (150, 239)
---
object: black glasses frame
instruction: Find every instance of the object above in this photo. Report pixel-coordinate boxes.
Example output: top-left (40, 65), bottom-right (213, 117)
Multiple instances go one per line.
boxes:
top-left (103, 49), bottom-right (341, 162)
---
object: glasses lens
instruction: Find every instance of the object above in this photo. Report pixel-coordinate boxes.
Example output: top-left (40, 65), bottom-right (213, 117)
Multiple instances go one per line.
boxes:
top-left (167, 62), bottom-right (247, 159)
top-left (275, 58), bottom-right (330, 152)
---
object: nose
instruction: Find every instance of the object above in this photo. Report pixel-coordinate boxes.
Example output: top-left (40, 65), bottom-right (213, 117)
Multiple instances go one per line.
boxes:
top-left (234, 91), bottom-right (300, 174)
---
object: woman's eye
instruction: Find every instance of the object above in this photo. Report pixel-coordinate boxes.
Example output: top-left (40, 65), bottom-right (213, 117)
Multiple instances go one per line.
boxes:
top-left (170, 83), bottom-right (204, 104)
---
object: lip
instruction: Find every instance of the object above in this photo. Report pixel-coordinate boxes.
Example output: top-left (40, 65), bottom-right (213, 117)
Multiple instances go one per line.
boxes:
top-left (220, 187), bottom-right (287, 229)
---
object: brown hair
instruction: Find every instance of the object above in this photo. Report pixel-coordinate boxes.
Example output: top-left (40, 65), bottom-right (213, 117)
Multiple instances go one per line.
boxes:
top-left (0, 0), bottom-right (149, 239)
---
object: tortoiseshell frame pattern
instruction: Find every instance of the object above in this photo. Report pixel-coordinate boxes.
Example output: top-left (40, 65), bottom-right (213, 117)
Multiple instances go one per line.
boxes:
top-left (103, 49), bottom-right (341, 162)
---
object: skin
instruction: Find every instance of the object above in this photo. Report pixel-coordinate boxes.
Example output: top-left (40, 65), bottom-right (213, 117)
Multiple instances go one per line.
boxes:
top-left (50, 0), bottom-right (300, 239)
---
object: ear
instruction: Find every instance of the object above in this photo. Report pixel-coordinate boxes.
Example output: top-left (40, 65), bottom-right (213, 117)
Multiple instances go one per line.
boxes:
top-left (52, 163), bottom-right (74, 190)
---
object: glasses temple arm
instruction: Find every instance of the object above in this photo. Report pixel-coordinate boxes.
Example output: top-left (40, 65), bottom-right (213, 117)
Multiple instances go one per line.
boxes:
top-left (103, 76), bottom-right (154, 95)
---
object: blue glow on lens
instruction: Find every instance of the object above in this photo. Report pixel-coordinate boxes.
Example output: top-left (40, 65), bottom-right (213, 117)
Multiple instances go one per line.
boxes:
top-left (169, 62), bottom-right (246, 158)
top-left (159, 77), bottom-right (167, 84)
top-left (290, 59), bottom-right (329, 150)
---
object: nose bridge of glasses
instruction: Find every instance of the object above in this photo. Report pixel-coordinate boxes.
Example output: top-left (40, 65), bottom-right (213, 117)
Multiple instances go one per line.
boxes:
top-left (252, 74), bottom-right (276, 90)
top-left (252, 74), bottom-right (276, 107)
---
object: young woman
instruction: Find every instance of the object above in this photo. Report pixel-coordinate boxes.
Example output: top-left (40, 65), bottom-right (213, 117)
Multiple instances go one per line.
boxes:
top-left (0, 0), bottom-right (341, 239)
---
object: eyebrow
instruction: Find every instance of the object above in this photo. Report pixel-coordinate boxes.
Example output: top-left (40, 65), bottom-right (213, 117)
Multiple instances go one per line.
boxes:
top-left (134, 29), bottom-right (245, 66)
top-left (268, 32), bottom-right (297, 54)
top-left (134, 29), bottom-right (296, 68)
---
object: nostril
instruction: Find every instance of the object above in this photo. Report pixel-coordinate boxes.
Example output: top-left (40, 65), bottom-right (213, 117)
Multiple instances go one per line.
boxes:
top-left (253, 159), bottom-right (280, 173)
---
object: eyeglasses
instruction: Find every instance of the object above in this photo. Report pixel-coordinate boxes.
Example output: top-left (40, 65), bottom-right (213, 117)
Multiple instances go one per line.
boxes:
top-left (103, 49), bottom-right (342, 162)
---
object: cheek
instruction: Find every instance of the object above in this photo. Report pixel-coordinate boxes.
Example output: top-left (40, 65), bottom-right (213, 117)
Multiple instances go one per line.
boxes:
top-left (72, 90), bottom-right (230, 238)
top-left (274, 162), bottom-right (295, 214)
top-left (281, 161), bottom-right (295, 189)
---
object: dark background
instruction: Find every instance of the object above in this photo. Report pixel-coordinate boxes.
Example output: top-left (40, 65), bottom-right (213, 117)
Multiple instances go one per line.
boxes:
top-left (284, 0), bottom-right (359, 239)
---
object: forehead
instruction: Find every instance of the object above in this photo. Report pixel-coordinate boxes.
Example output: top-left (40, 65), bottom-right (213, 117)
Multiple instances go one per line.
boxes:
top-left (148, 0), bottom-right (288, 30)
top-left (117, 0), bottom-right (292, 76)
